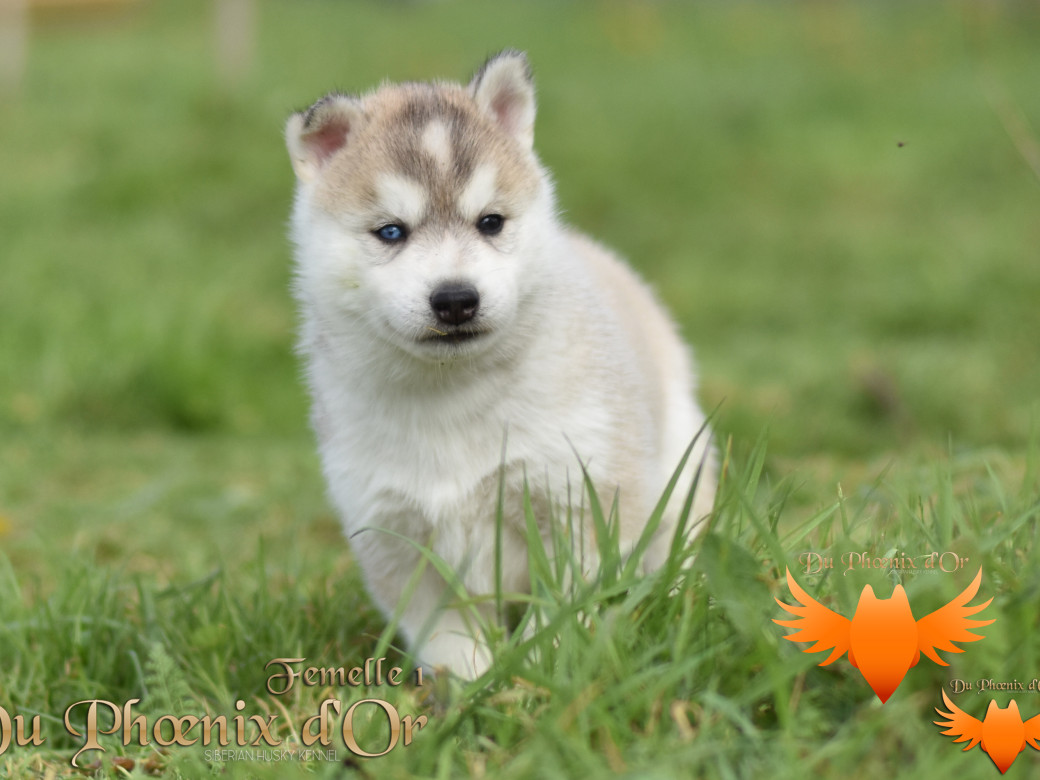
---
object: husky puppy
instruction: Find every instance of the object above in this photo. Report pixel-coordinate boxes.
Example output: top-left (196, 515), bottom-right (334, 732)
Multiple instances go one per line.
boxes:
top-left (285, 51), bottom-right (716, 678)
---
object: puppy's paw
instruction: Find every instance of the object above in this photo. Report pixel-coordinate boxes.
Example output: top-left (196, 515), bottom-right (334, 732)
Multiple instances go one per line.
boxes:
top-left (419, 631), bottom-right (493, 680)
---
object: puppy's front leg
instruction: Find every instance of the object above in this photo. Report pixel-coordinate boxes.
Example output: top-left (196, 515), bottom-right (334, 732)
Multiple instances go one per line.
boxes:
top-left (360, 539), bottom-right (494, 679)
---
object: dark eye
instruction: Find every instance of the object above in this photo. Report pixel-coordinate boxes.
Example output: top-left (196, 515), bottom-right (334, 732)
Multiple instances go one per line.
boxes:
top-left (374, 224), bottom-right (407, 243)
top-left (476, 213), bottom-right (504, 236)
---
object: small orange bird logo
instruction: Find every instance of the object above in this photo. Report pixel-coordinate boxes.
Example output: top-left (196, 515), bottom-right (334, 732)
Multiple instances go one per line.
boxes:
top-left (934, 691), bottom-right (1040, 774)
top-left (774, 568), bottom-right (994, 702)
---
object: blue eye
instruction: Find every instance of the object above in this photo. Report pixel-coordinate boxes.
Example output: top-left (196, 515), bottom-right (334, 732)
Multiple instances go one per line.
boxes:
top-left (374, 224), bottom-right (407, 243)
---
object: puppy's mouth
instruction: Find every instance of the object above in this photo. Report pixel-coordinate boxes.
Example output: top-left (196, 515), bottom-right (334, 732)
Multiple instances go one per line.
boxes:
top-left (421, 326), bottom-right (488, 344)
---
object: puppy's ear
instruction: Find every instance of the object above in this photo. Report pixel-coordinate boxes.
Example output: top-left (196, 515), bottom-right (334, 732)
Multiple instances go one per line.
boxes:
top-left (469, 50), bottom-right (536, 149)
top-left (286, 94), bottom-right (364, 183)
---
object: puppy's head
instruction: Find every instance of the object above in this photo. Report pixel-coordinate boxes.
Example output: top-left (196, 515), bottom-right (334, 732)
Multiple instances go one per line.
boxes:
top-left (287, 51), bottom-right (554, 362)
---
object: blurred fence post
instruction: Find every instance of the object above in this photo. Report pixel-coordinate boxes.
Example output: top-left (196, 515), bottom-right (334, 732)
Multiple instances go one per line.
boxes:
top-left (215, 0), bottom-right (255, 87)
top-left (0, 0), bottom-right (28, 94)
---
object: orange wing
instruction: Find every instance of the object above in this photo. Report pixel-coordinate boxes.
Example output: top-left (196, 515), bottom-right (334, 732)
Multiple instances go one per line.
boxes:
top-left (915, 568), bottom-right (995, 666)
top-left (934, 690), bottom-right (984, 751)
top-left (1025, 712), bottom-right (1040, 751)
top-left (773, 568), bottom-right (851, 665)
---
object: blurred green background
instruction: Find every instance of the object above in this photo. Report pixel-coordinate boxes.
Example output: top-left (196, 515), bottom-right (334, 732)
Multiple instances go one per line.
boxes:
top-left (1, 0), bottom-right (1038, 573)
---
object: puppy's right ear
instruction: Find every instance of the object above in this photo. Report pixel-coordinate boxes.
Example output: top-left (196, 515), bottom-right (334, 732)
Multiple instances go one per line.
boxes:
top-left (286, 95), bottom-right (364, 183)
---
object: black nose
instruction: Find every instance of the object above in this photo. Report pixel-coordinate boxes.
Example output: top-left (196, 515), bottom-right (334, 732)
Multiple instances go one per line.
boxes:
top-left (430, 283), bottom-right (479, 326)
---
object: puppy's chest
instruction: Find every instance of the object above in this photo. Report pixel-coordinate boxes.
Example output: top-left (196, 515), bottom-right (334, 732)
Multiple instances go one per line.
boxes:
top-left (325, 395), bottom-right (564, 511)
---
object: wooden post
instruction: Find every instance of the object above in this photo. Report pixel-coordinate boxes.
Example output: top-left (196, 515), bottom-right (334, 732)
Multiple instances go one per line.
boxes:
top-left (215, 0), bottom-right (255, 87)
top-left (0, 0), bottom-right (28, 93)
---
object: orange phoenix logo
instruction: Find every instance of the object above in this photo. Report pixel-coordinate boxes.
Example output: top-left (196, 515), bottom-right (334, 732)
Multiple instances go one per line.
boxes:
top-left (774, 568), bottom-right (994, 702)
top-left (934, 691), bottom-right (1040, 774)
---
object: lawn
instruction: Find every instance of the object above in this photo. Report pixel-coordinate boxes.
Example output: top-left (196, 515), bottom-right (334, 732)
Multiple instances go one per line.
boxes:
top-left (0, 1), bottom-right (1038, 777)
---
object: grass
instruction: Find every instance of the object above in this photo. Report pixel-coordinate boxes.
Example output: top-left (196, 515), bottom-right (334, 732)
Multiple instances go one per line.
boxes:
top-left (2, 440), bottom-right (1037, 778)
top-left (0, 0), bottom-right (1039, 777)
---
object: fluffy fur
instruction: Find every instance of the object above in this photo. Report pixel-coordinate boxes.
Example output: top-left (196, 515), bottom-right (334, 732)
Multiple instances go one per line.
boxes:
top-left (286, 51), bottom-right (716, 678)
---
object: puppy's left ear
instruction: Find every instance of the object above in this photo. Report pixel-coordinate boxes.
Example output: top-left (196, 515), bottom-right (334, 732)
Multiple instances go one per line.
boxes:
top-left (469, 50), bottom-right (536, 149)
